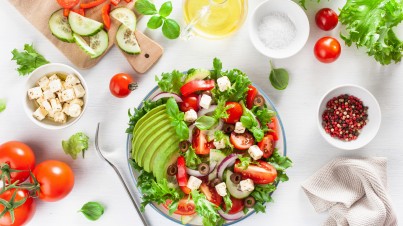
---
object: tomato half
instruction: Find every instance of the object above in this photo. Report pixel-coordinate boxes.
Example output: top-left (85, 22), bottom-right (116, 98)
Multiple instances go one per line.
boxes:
top-left (176, 156), bottom-right (191, 194)
top-left (258, 135), bottom-right (275, 158)
top-left (180, 80), bottom-right (215, 97)
top-left (0, 189), bottom-right (36, 226)
top-left (222, 196), bottom-right (244, 214)
top-left (0, 141), bottom-right (35, 184)
top-left (180, 94), bottom-right (199, 112)
top-left (246, 85), bottom-right (258, 109)
top-left (192, 128), bottom-right (214, 155)
top-left (267, 117), bottom-right (279, 141)
top-left (230, 132), bottom-right (254, 151)
top-left (234, 160), bottom-right (277, 184)
top-left (56, 0), bottom-right (79, 8)
top-left (32, 160), bottom-right (74, 202)
top-left (224, 102), bottom-right (243, 124)
top-left (200, 183), bottom-right (222, 207)
top-left (164, 196), bottom-right (196, 215)
top-left (109, 73), bottom-right (137, 98)
top-left (314, 37), bottom-right (341, 63)
top-left (315, 8), bottom-right (338, 31)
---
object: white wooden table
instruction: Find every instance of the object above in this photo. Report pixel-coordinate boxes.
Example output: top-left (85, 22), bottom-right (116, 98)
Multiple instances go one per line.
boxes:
top-left (1, 0), bottom-right (402, 225)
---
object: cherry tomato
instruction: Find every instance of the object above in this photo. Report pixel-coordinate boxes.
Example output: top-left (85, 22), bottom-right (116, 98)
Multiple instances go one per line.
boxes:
top-left (234, 160), bottom-right (277, 184)
top-left (267, 117), bottom-right (279, 141)
top-left (315, 8), bottom-right (338, 31)
top-left (176, 156), bottom-right (191, 194)
top-left (164, 196), bottom-right (196, 215)
top-left (109, 73), bottom-right (137, 98)
top-left (314, 37), bottom-right (341, 63)
top-left (179, 94), bottom-right (199, 112)
top-left (180, 80), bottom-right (215, 97)
top-left (200, 183), bottom-right (222, 207)
top-left (32, 160), bottom-right (74, 202)
top-left (224, 102), bottom-right (243, 124)
top-left (0, 141), bottom-right (35, 184)
top-left (222, 196), bottom-right (244, 214)
top-left (56, 0), bottom-right (79, 8)
top-left (258, 135), bottom-right (275, 158)
top-left (230, 132), bottom-right (254, 151)
top-left (246, 85), bottom-right (258, 109)
top-left (192, 128), bottom-right (215, 155)
top-left (0, 189), bottom-right (36, 226)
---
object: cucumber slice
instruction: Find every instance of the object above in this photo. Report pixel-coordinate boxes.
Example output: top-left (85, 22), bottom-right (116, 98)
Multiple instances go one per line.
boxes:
top-left (185, 69), bottom-right (211, 83)
top-left (73, 33), bottom-right (96, 56)
top-left (226, 170), bottom-right (252, 199)
top-left (210, 149), bottom-right (227, 164)
top-left (49, 9), bottom-right (74, 43)
top-left (68, 11), bottom-right (103, 36)
top-left (73, 30), bottom-right (109, 58)
top-left (116, 24), bottom-right (141, 54)
top-left (110, 7), bottom-right (137, 31)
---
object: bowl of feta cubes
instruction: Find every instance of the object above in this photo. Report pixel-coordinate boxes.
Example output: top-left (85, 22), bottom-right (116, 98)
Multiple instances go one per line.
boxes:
top-left (24, 63), bottom-right (88, 130)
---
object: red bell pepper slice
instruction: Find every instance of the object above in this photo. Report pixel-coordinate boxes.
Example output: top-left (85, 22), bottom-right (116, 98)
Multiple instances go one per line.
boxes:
top-left (176, 156), bottom-right (191, 194)
top-left (124, 0), bottom-right (132, 2)
top-left (72, 8), bottom-right (85, 16)
top-left (180, 80), bottom-right (215, 97)
top-left (102, 4), bottom-right (111, 30)
top-left (110, 0), bottom-right (121, 6)
top-left (63, 8), bottom-right (70, 17)
top-left (80, 0), bottom-right (107, 9)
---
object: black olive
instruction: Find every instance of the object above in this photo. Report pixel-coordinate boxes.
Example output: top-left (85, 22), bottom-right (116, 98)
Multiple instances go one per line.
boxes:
top-left (223, 123), bottom-right (235, 134)
top-left (253, 95), bottom-right (265, 107)
top-left (167, 164), bottom-right (178, 176)
top-left (198, 163), bottom-right (210, 176)
top-left (179, 141), bottom-right (190, 152)
top-left (210, 178), bottom-right (222, 187)
top-left (202, 90), bottom-right (212, 96)
top-left (230, 173), bottom-right (242, 184)
top-left (244, 196), bottom-right (256, 208)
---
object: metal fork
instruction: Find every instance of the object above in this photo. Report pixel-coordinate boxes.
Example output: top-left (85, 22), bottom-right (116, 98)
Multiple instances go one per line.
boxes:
top-left (95, 122), bottom-right (149, 226)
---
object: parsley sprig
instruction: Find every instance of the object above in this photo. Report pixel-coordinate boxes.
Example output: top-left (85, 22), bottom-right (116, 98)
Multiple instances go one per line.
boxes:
top-left (11, 44), bottom-right (49, 76)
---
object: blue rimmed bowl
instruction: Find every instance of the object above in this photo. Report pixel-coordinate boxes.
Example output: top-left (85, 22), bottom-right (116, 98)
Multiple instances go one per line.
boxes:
top-left (126, 84), bottom-right (287, 225)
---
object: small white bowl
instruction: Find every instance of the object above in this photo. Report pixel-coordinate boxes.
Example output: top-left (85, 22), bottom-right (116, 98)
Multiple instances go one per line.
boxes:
top-left (317, 84), bottom-right (381, 150)
top-left (249, 0), bottom-right (310, 59)
top-left (23, 63), bottom-right (88, 130)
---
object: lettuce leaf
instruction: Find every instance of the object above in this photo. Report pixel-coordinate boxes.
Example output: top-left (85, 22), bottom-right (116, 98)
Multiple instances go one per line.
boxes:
top-left (155, 70), bottom-right (185, 94)
top-left (62, 132), bottom-right (89, 159)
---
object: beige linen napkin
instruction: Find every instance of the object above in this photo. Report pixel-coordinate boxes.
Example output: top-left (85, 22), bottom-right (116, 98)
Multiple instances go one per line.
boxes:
top-left (302, 158), bottom-right (397, 226)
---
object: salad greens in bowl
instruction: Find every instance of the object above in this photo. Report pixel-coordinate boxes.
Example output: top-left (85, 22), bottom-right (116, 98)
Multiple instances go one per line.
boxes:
top-left (126, 58), bottom-right (292, 226)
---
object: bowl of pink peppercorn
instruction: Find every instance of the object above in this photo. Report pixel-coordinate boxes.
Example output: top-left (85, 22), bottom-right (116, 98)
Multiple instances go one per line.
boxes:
top-left (318, 84), bottom-right (381, 150)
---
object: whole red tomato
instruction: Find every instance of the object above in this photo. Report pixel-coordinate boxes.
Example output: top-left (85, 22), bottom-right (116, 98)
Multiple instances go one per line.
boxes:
top-left (0, 189), bottom-right (36, 226)
top-left (224, 102), bottom-right (243, 124)
top-left (315, 8), bottom-right (338, 31)
top-left (179, 94), bottom-right (199, 112)
top-left (32, 160), bottom-right (74, 202)
top-left (314, 37), bottom-right (341, 63)
top-left (0, 141), bottom-right (35, 184)
top-left (109, 73), bottom-right (138, 98)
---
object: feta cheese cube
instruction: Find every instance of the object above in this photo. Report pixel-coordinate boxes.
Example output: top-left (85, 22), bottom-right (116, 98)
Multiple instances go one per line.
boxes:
top-left (69, 98), bottom-right (84, 106)
top-left (27, 87), bottom-right (43, 100)
top-left (48, 74), bottom-right (59, 81)
top-left (199, 94), bottom-right (212, 109)
top-left (184, 109), bottom-right (197, 122)
top-left (213, 139), bottom-right (225, 149)
top-left (41, 100), bottom-right (52, 112)
top-left (234, 122), bottom-right (245, 133)
top-left (73, 84), bottom-right (86, 98)
top-left (43, 89), bottom-right (56, 100)
top-left (53, 111), bottom-right (67, 124)
top-left (187, 176), bottom-right (202, 190)
top-left (33, 107), bottom-right (48, 121)
top-left (217, 76), bottom-right (231, 92)
top-left (215, 182), bottom-right (227, 197)
top-left (47, 109), bottom-right (55, 118)
top-left (61, 89), bottom-right (75, 102)
top-left (50, 98), bottom-right (62, 112)
top-left (65, 74), bottom-right (80, 88)
top-left (62, 103), bottom-right (70, 114)
top-left (239, 179), bottom-right (254, 192)
top-left (56, 92), bottom-right (64, 102)
top-left (48, 79), bottom-right (62, 93)
top-left (36, 97), bottom-right (45, 107)
top-left (37, 76), bottom-right (50, 90)
top-left (248, 145), bottom-right (263, 160)
top-left (67, 103), bottom-right (81, 117)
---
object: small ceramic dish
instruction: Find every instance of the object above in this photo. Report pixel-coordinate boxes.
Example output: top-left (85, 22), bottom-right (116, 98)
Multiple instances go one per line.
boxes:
top-left (249, 0), bottom-right (310, 59)
top-left (317, 84), bottom-right (381, 150)
top-left (23, 63), bottom-right (88, 130)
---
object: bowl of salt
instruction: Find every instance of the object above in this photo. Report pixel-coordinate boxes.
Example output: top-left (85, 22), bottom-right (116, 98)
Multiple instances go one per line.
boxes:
top-left (249, 0), bottom-right (310, 59)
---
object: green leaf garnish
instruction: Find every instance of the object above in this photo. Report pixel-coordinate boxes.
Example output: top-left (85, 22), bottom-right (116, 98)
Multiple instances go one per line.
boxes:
top-left (79, 202), bottom-right (105, 221)
top-left (11, 44), bottom-right (49, 76)
top-left (62, 132), bottom-right (89, 159)
top-left (269, 61), bottom-right (289, 90)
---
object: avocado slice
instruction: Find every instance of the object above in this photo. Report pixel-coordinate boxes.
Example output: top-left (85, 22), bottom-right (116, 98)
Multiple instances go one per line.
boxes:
top-left (153, 141), bottom-right (180, 182)
top-left (185, 68), bottom-right (211, 83)
top-left (132, 104), bottom-right (166, 136)
top-left (143, 132), bottom-right (178, 172)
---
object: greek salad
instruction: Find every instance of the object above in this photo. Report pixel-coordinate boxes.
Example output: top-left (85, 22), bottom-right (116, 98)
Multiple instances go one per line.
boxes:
top-left (127, 58), bottom-right (292, 226)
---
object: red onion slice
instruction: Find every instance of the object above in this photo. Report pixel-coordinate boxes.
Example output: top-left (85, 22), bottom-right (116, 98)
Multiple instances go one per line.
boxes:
top-left (198, 105), bottom-right (217, 117)
top-left (152, 92), bottom-right (183, 102)
top-left (217, 154), bottom-right (239, 180)
top-left (218, 209), bottom-right (245, 221)
top-left (186, 162), bottom-right (217, 177)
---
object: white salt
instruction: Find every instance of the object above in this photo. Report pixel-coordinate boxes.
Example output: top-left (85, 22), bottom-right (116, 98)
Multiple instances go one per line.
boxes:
top-left (257, 12), bottom-right (296, 50)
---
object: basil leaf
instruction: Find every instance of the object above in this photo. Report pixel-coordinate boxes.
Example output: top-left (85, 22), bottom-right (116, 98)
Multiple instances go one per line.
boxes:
top-left (135, 0), bottom-right (158, 15)
top-left (269, 61), bottom-right (289, 90)
top-left (0, 99), bottom-right (6, 113)
top-left (195, 116), bottom-right (217, 130)
top-left (147, 15), bottom-right (164, 29)
top-left (166, 97), bottom-right (180, 118)
top-left (79, 202), bottom-right (104, 221)
top-left (159, 1), bottom-right (173, 17)
top-left (240, 116), bottom-right (254, 128)
top-left (166, 98), bottom-right (189, 140)
top-left (162, 19), bottom-right (180, 39)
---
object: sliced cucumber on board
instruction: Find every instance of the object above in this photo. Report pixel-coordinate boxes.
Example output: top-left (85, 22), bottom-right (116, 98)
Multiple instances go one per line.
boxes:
top-left (49, 9), bottom-right (74, 43)
top-left (110, 7), bottom-right (137, 31)
top-left (116, 24), bottom-right (141, 54)
top-left (73, 33), bottom-right (96, 56)
top-left (73, 30), bottom-right (109, 58)
top-left (68, 11), bottom-right (103, 36)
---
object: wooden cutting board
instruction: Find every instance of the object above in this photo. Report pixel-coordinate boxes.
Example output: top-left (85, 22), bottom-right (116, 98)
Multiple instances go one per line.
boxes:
top-left (8, 0), bottom-right (163, 73)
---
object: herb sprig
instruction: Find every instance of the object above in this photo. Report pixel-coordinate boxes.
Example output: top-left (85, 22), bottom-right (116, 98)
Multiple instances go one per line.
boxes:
top-left (11, 44), bottom-right (49, 76)
top-left (166, 97), bottom-right (189, 140)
